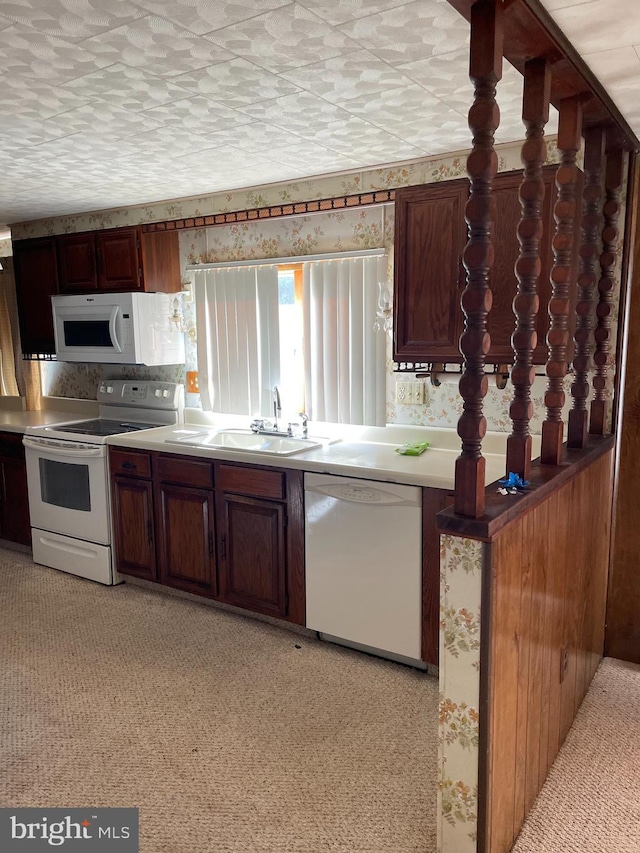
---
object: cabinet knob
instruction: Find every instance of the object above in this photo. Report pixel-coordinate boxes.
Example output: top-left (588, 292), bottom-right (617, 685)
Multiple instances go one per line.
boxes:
top-left (122, 461), bottom-right (137, 471)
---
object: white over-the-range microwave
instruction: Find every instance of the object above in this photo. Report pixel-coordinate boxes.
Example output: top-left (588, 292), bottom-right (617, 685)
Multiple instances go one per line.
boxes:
top-left (52, 292), bottom-right (185, 365)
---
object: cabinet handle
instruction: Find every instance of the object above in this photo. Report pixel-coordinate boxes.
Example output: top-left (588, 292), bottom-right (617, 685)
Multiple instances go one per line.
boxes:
top-left (147, 520), bottom-right (153, 544)
top-left (220, 534), bottom-right (226, 560)
top-left (208, 532), bottom-right (213, 557)
top-left (122, 461), bottom-right (137, 471)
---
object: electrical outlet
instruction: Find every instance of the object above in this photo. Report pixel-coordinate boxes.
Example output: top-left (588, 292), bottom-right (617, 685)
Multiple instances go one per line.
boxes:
top-left (186, 371), bottom-right (199, 394)
top-left (396, 378), bottom-right (425, 405)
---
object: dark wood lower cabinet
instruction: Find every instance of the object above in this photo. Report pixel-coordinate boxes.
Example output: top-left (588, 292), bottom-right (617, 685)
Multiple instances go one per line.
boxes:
top-left (112, 476), bottom-right (156, 581)
top-left (109, 449), bottom-right (305, 625)
top-left (0, 432), bottom-right (31, 546)
top-left (217, 493), bottom-right (286, 618)
top-left (156, 482), bottom-right (216, 596)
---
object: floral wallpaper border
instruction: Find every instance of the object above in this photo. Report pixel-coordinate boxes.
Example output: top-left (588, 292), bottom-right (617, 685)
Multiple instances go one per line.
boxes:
top-left (438, 534), bottom-right (485, 853)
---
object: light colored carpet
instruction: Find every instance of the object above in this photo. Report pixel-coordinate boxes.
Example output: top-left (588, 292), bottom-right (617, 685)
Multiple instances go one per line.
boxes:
top-left (0, 548), bottom-right (437, 853)
top-left (512, 657), bottom-right (640, 853)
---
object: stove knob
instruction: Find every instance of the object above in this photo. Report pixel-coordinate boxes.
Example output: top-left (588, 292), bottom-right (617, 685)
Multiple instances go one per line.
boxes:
top-left (154, 389), bottom-right (162, 397)
top-left (106, 385), bottom-right (113, 394)
top-left (162, 389), bottom-right (170, 398)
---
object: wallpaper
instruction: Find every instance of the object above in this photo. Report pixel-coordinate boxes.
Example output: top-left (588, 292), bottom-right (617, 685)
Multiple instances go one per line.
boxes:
top-left (37, 134), bottom-right (622, 438)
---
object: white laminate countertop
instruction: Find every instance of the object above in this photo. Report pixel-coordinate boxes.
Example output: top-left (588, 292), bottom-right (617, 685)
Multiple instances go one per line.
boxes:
top-left (106, 419), bottom-right (517, 491)
top-left (0, 396), bottom-right (100, 434)
top-left (0, 409), bottom-right (92, 434)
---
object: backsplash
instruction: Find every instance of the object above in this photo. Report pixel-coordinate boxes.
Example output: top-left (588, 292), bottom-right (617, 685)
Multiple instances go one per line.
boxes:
top-left (37, 134), bottom-right (621, 435)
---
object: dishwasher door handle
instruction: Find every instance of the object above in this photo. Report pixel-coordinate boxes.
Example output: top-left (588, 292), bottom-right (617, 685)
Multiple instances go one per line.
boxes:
top-left (305, 482), bottom-right (421, 507)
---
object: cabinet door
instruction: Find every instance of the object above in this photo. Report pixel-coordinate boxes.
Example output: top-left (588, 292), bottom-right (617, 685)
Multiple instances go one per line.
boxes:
top-left (0, 457), bottom-right (31, 546)
top-left (393, 179), bottom-right (467, 363)
top-left (96, 228), bottom-right (141, 291)
top-left (112, 476), bottom-right (156, 580)
top-left (57, 233), bottom-right (98, 293)
top-left (13, 238), bottom-right (59, 356)
top-left (218, 493), bottom-right (286, 618)
top-left (156, 483), bottom-right (216, 596)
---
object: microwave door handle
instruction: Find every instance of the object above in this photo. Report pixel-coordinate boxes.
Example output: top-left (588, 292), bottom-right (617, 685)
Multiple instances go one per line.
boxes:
top-left (22, 436), bottom-right (105, 458)
top-left (109, 306), bottom-right (123, 353)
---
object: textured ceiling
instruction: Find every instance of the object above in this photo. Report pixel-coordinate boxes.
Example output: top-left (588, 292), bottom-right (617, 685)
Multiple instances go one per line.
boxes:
top-left (0, 0), bottom-right (637, 233)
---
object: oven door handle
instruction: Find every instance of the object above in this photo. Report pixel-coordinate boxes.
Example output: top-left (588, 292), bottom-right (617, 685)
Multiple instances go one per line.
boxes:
top-left (22, 436), bottom-right (106, 458)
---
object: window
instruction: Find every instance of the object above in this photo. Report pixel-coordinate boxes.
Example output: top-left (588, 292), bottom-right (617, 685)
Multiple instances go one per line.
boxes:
top-left (192, 250), bottom-right (387, 427)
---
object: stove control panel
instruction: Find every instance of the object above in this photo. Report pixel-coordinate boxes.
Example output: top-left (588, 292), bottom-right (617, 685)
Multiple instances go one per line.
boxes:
top-left (97, 379), bottom-right (184, 412)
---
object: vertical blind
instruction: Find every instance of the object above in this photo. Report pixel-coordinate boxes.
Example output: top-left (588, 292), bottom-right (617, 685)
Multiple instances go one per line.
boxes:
top-left (303, 255), bottom-right (386, 426)
top-left (192, 251), bottom-right (387, 427)
top-left (194, 265), bottom-right (280, 416)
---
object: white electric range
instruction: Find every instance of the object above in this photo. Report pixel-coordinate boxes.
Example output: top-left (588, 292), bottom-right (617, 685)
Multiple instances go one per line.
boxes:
top-left (23, 379), bottom-right (184, 585)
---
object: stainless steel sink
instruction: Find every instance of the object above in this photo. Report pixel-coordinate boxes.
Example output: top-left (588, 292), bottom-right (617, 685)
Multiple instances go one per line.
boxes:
top-left (166, 428), bottom-right (323, 456)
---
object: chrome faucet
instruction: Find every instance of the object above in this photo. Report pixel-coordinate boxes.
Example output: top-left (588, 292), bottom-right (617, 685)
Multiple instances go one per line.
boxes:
top-left (273, 385), bottom-right (281, 431)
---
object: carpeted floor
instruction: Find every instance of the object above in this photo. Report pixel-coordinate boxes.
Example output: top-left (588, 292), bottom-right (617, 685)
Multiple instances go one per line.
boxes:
top-left (0, 549), bottom-right (438, 853)
top-left (511, 656), bottom-right (640, 853)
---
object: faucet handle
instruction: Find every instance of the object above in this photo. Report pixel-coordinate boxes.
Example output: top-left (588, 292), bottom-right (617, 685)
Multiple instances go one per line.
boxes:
top-left (250, 418), bottom-right (265, 433)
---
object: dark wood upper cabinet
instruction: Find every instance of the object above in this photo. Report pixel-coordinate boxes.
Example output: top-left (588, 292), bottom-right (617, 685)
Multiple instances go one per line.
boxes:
top-left (13, 237), bottom-right (59, 356)
top-left (393, 166), bottom-right (580, 365)
top-left (57, 232), bottom-right (98, 293)
top-left (57, 227), bottom-right (181, 294)
top-left (96, 227), bottom-right (142, 291)
top-left (393, 178), bottom-right (468, 364)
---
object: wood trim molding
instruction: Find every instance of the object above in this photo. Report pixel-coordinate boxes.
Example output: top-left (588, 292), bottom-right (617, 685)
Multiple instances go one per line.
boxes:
top-left (445, 0), bottom-right (639, 149)
top-left (437, 434), bottom-right (615, 541)
top-left (141, 189), bottom-right (395, 234)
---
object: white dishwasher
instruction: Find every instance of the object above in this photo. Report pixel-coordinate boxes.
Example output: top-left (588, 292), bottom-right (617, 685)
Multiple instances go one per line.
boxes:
top-left (304, 472), bottom-right (424, 667)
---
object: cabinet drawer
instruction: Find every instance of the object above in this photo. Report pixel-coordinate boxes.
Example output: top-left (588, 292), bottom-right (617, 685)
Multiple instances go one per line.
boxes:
top-left (110, 449), bottom-right (152, 479)
top-left (0, 432), bottom-right (26, 460)
top-left (156, 454), bottom-right (214, 488)
top-left (217, 464), bottom-right (285, 500)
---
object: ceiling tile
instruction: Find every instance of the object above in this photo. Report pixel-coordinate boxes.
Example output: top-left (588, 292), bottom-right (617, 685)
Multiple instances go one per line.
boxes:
top-left (39, 101), bottom-right (166, 139)
top-left (206, 3), bottom-right (361, 73)
top-left (546, 0), bottom-right (638, 53)
top-left (79, 14), bottom-right (235, 77)
top-left (0, 0), bottom-right (145, 41)
top-left (0, 77), bottom-right (91, 119)
top-left (264, 139), bottom-right (364, 171)
top-left (60, 63), bottom-right (194, 112)
top-left (171, 58), bottom-right (301, 108)
top-left (134, 0), bottom-right (292, 36)
top-left (297, 0), bottom-right (417, 27)
top-left (338, 0), bottom-right (469, 65)
top-left (280, 49), bottom-right (419, 102)
top-left (0, 22), bottom-right (108, 81)
top-left (203, 121), bottom-right (302, 153)
top-left (141, 95), bottom-right (255, 134)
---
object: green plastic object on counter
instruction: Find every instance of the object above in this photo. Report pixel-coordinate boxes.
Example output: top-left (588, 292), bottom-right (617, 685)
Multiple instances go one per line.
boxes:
top-left (395, 441), bottom-right (430, 456)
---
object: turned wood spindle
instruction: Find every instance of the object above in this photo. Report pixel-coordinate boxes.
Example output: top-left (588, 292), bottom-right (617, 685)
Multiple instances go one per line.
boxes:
top-left (590, 147), bottom-right (624, 435)
top-left (567, 128), bottom-right (606, 448)
top-left (540, 97), bottom-right (583, 465)
top-left (506, 58), bottom-right (550, 480)
top-left (454, 0), bottom-right (503, 518)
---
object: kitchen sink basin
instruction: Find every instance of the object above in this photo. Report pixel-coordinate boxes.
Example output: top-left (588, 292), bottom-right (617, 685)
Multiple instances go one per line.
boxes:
top-left (166, 428), bottom-right (323, 456)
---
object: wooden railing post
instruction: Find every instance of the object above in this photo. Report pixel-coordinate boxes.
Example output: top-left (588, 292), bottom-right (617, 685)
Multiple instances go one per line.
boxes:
top-left (506, 58), bottom-right (550, 480)
top-left (540, 97), bottom-right (583, 465)
top-left (567, 127), bottom-right (606, 448)
top-left (590, 146), bottom-right (624, 435)
top-left (454, 0), bottom-right (504, 518)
